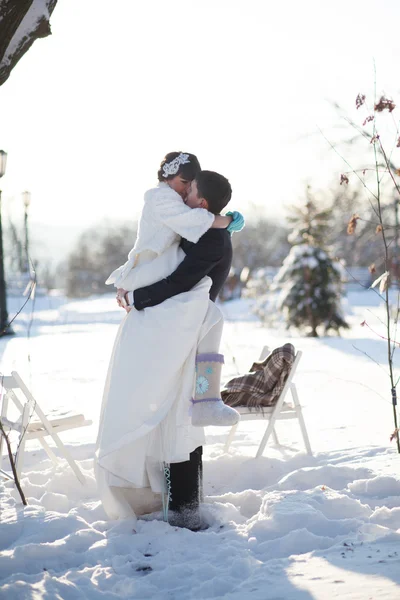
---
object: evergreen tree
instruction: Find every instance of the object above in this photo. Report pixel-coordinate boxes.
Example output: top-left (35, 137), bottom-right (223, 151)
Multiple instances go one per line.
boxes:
top-left (273, 191), bottom-right (349, 337)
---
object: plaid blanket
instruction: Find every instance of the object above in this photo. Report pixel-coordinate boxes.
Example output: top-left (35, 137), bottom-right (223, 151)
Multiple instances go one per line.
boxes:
top-left (221, 343), bottom-right (295, 409)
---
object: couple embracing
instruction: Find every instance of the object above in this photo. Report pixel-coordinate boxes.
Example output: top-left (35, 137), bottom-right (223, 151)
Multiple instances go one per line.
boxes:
top-left (95, 151), bottom-right (244, 531)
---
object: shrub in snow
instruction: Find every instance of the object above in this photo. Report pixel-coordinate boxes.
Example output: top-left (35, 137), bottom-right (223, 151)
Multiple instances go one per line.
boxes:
top-left (271, 196), bottom-right (349, 337)
top-left (245, 267), bottom-right (280, 326)
top-left (244, 267), bottom-right (277, 300)
top-left (273, 244), bottom-right (348, 336)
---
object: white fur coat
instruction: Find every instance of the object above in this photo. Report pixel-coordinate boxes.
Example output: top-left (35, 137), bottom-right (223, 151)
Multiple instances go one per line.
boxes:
top-left (106, 183), bottom-right (214, 287)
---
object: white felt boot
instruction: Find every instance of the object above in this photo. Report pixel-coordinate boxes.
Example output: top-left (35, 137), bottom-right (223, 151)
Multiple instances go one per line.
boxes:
top-left (191, 353), bottom-right (240, 427)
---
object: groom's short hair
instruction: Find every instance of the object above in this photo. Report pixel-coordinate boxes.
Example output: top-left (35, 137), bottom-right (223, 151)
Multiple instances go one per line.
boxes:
top-left (196, 170), bottom-right (232, 215)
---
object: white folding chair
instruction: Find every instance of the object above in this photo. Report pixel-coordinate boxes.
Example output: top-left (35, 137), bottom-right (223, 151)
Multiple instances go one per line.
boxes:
top-left (224, 346), bottom-right (312, 457)
top-left (0, 371), bottom-right (92, 484)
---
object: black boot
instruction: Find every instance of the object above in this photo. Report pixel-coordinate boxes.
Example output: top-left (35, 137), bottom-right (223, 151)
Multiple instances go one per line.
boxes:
top-left (169, 446), bottom-right (205, 531)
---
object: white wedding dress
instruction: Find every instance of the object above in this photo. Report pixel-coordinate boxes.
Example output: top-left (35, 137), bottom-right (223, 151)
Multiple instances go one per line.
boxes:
top-left (95, 183), bottom-right (222, 523)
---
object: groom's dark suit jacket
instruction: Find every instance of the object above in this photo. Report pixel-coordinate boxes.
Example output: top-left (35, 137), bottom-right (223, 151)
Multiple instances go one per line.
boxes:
top-left (133, 229), bottom-right (233, 310)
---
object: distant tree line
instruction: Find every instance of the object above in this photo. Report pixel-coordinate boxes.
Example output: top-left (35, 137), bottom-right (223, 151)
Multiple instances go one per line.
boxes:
top-left (65, 224), bottom-right (137, 297)
top-left (27, 179), bottom-right (398, 298)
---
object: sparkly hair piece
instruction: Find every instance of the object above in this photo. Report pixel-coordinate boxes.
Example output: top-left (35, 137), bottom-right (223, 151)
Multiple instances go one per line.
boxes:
top-left (162, 153), bottom-right (190, 178)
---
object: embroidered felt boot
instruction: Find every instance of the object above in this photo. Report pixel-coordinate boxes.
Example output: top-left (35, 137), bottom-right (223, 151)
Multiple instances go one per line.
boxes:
top-left (191, 353), bottom-right (240, 427)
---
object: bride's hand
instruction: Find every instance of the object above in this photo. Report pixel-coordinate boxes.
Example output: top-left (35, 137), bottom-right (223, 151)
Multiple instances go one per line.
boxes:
top-left (116, 288), bottom-right (129, 308)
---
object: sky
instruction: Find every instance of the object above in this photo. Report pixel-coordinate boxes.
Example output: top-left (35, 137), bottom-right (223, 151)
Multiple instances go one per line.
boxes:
top-left (1, 0), bottom-right (400, 248)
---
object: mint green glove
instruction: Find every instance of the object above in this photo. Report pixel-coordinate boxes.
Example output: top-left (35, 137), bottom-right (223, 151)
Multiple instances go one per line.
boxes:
top-left (226, 211), bottom-right (245, 234)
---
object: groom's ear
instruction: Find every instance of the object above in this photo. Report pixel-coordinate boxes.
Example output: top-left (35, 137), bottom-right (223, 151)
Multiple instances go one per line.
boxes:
top-left (200, 198), bottom-right (209, 210)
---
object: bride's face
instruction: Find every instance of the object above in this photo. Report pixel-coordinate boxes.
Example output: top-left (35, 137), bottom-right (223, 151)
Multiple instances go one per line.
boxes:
top-left (167, 175), bottom-right (191, 199)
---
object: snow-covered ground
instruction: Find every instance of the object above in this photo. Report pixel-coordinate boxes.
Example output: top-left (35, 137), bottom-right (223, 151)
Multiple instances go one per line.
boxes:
top-left (1, 290), bottom-right (400, 599)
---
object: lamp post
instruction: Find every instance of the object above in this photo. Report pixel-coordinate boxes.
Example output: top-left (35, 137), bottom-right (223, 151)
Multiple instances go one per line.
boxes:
top-left (22, 191), bottom-right (31, 273)
top-left (0, 150), bottom-right (13, 336)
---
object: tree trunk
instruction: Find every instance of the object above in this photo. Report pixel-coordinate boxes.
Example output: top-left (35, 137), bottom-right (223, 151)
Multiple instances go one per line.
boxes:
top-left (0, 0), bottom-right (58, 87)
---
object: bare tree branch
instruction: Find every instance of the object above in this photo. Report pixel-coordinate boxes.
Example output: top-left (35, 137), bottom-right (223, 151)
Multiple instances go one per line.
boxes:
top-left (0, 418), bottom-right (27, 505)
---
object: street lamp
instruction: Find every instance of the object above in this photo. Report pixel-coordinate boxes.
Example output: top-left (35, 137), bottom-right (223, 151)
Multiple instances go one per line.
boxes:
top-left (22, 191), bottom-right (31, 273)
top-left (0, 150), bottom-right (14, 336)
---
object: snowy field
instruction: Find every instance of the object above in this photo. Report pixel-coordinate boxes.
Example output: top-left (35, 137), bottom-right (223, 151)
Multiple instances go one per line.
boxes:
top-left (1, 290), bottom-right (400, 599)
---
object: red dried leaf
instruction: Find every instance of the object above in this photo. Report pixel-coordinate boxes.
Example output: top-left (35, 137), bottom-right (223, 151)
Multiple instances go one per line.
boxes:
top-left (347, 214), bottom-right (359, 234)
top-left (363, 115), bottom-right (374, 126)
top-left (340, 174), bottom-right (349, 185)
top-left (356, 94), bottom-right (366, 109)
top-left (374, 96), bottom-right (396, 113)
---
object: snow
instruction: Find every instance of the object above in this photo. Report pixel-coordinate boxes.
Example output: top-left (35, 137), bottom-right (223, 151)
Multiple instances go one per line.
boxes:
top-left (1, 290), bottom-right (400, 599)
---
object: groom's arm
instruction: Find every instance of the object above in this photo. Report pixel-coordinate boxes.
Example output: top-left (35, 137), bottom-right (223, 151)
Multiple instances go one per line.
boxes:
top-left (132, 230), bottom-right (225, 310)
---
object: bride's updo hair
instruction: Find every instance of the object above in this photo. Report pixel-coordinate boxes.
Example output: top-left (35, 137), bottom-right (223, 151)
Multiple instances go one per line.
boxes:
top-left (157, 151), bottom-right (201, 182)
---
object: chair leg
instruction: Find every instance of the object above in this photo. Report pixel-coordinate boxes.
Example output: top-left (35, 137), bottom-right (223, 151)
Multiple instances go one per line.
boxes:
top-left (15, 403), bottom-right (30, 479)
top-left (0, 393), bottom-right (10, 473)
top-left (0, 429), bottom-right (9, 476)
top-left (15, 449), bottom-right (25, 480)
top-left (39, 437), bottom-right (59, 466)
top-left (256, 417), bottom-right (277, 458)
top-left (50, 433), bottom-right (86, 484)
top-left (290, 384), bottom-right (312, 456)
top-left (0, 431), bottom-right (4, 473)
top-left (224, 422), bottom-right (239, 453)
top-left (272, 427), bottom-right (280, 446)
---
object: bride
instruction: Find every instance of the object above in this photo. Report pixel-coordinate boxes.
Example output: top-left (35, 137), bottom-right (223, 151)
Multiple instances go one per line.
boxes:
top-left (95, 152), bottom-right (242, 524)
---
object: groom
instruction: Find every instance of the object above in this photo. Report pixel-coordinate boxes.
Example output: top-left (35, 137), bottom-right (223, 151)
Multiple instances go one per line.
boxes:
top-left (117, 170), bottom-right (241, 529)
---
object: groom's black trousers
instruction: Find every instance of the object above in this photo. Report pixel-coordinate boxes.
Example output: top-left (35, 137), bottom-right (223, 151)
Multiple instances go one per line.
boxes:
top-left (169, 446), bottom-right (203, 514)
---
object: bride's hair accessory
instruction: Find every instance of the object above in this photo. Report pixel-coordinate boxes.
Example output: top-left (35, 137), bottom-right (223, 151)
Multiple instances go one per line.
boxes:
top-left (162, 153), bottom-right (190, 178)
